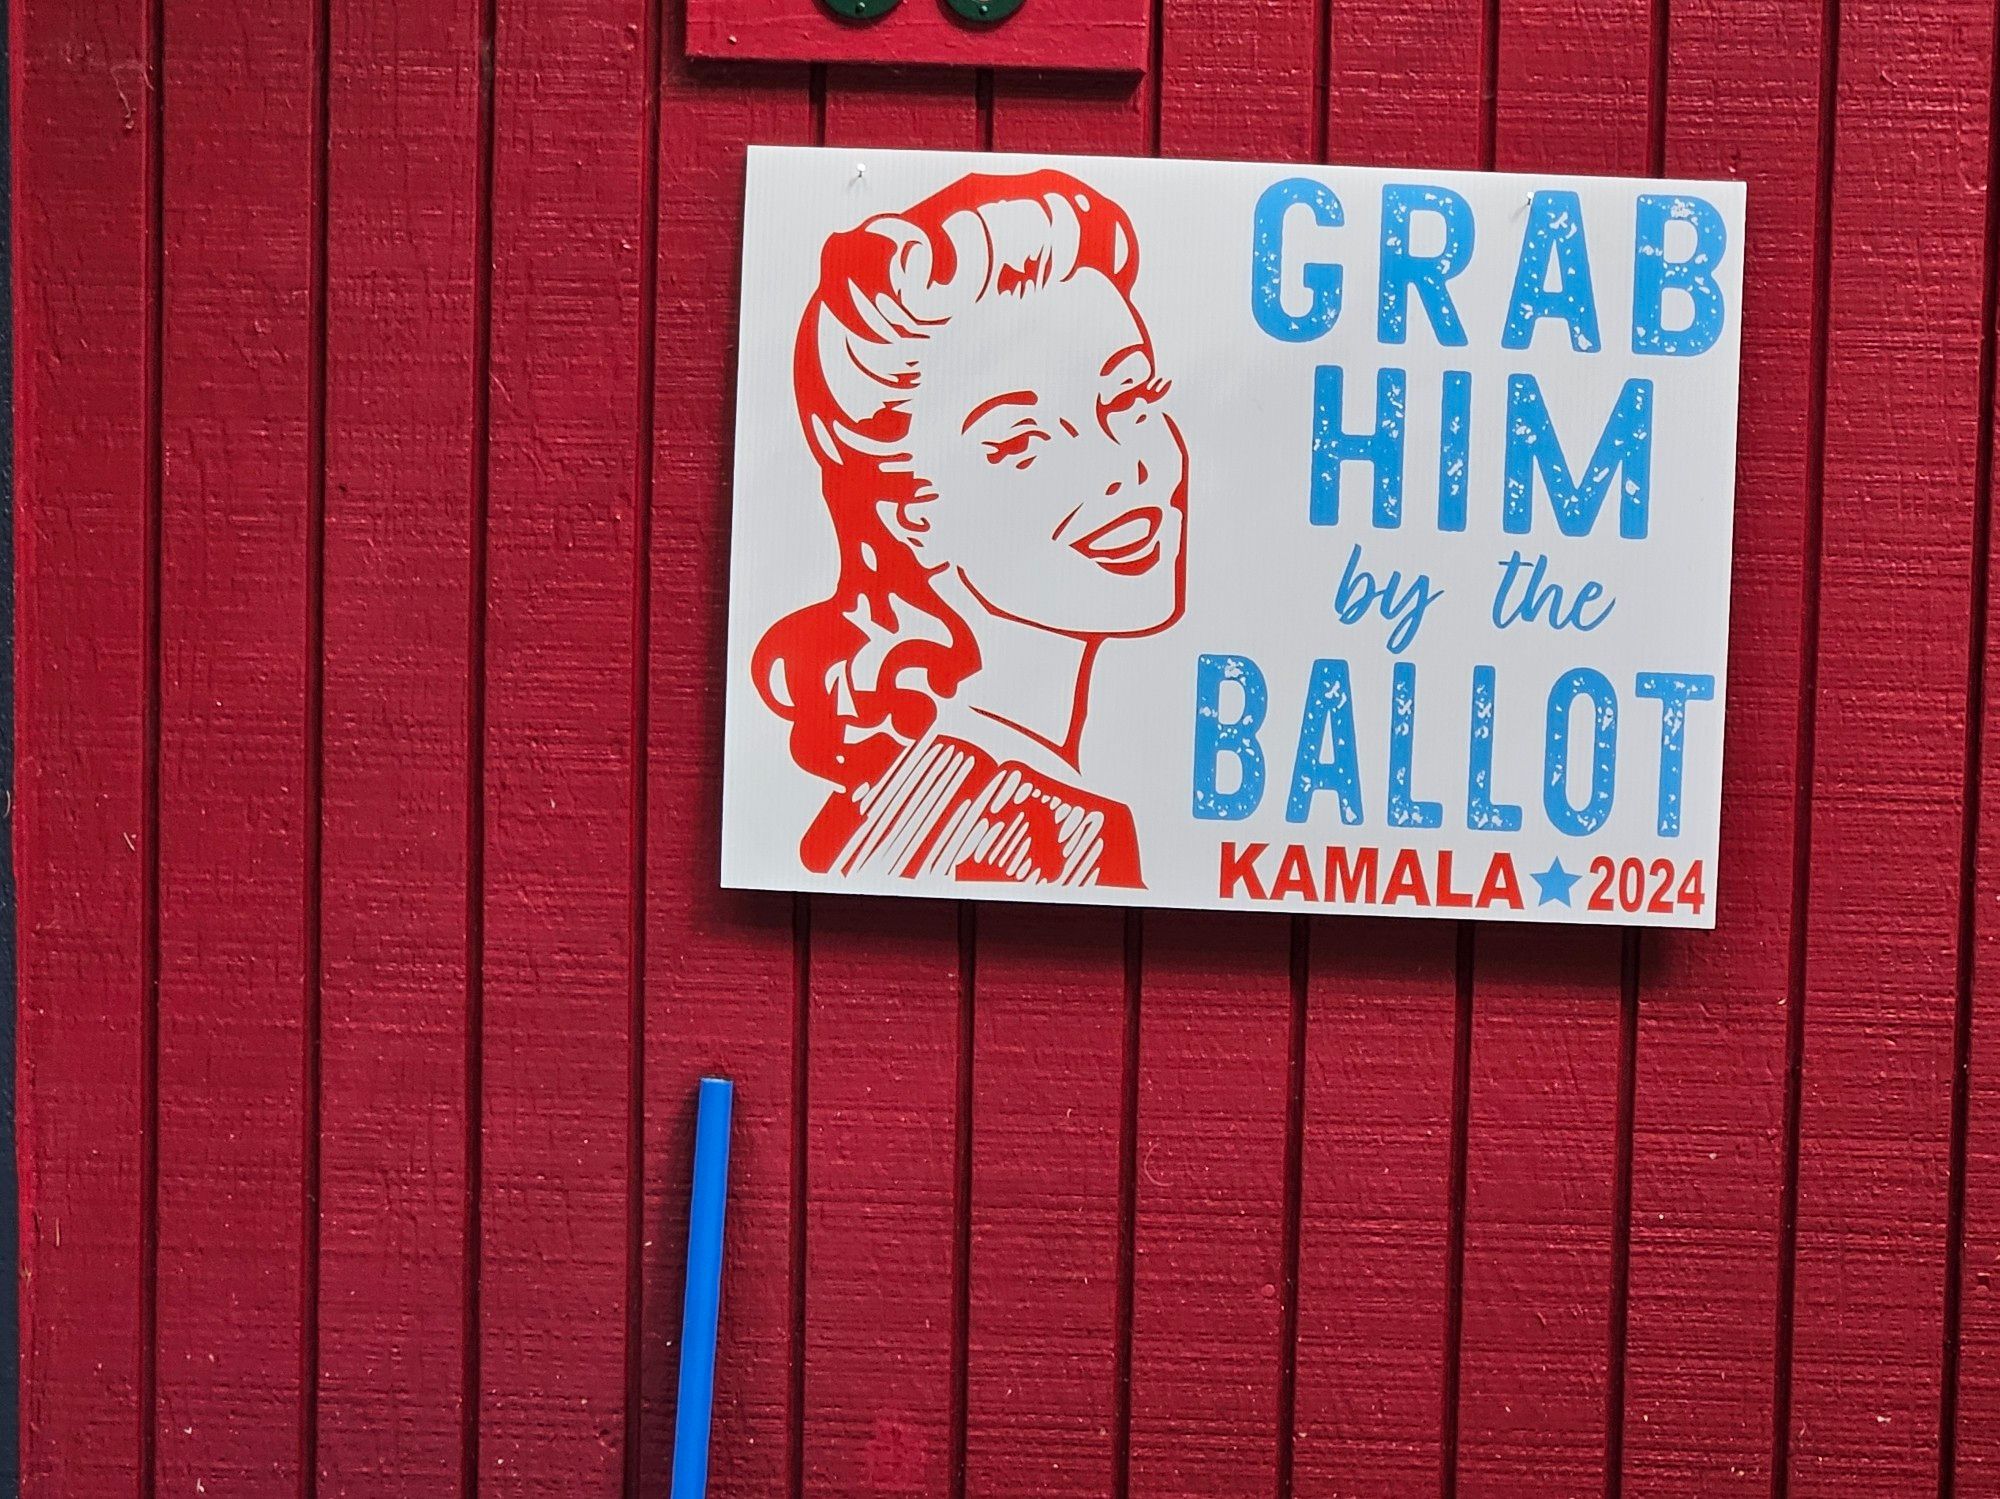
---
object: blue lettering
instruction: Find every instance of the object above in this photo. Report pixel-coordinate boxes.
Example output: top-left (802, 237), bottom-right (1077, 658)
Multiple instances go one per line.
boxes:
top-left (1503, 375), bottom-right (1653, 539)
top-left (1378, 184), bottom-right (1473, 347)
top-left (1503, 189), bottom-right (1602, 352)
top-left (1287, 658), bottom-right (1365, 824)
top-left (1193, 654), bottom-right (1268, 820)
top-left (1438, 369), bottom-right (1471, 532)
top-left (1388, 661), bottom-right (1444, 829)
top-left (1467, 664), bottom-right (1523, 832)
top-left (1333, 543), bottom-right (1442, 654)
top-left (1544, 667), bottom-right (1618, 836)
top-left (1634, 671), bottom-right (1716, 835)
top-left (1312, 365), bottom-right (1406, 528)
top-left (1252, 178), bottom-right (1344, 342)
top-left (1632, 194), bottom-right (1728, 357)
top-left (1491, 550), bottom-right (1617, 631)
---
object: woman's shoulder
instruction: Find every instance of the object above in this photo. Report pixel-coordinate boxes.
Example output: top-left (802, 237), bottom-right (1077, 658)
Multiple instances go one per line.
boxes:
top-left (801, 733), bottom-right (1142, 888)
top-left (800, 734), bottom-right (996, 878)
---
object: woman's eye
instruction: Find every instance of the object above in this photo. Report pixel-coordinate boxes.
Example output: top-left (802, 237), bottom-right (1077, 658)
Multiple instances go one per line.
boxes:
top-left (1101, 375), bottom-right (1171, 423)
top-left (983, 429), bottom-right (1048, 466)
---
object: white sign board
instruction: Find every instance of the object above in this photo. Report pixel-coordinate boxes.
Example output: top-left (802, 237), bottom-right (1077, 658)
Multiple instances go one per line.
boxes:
top-left (721, 147), bottom-right (1745, 927)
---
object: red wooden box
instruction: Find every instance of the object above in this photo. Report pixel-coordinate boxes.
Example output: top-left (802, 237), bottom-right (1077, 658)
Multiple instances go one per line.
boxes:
top-left (686, 0), bottom-right (1147, 71)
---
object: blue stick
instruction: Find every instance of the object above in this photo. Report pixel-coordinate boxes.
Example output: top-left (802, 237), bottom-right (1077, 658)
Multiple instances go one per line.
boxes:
top-left (670, 1077), bottom-right (735, 1499)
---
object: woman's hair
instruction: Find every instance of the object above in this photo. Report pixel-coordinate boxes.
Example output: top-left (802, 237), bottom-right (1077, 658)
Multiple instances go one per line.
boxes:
top-left (753, 169), bottom-right (1141, 793)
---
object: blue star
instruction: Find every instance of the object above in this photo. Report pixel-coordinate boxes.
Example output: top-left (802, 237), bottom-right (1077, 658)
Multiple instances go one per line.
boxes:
top-left (1532, 857), bottom-right (1581, 907)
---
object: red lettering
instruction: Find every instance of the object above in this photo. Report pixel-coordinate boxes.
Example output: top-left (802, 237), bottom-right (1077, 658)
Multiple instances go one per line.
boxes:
top-left (1477, 852), bottom-right (1523, 910)
top-left (1383, 847), bottom-right (1431, 905)
top-left (1220, 841), bottom-right (1269, 900)
top-left (1322, 846), bottom-right (1379, 904)
top-left (1272, 845), bottom-right (1318, 901)
top-left (1435, 849), bottom-right (1473, 908)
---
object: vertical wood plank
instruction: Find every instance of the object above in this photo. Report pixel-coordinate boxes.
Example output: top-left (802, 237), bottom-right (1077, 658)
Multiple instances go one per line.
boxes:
top-left (14, 0), bottom-right (154, 1489)
top-left (1453, 5), bottom-right (1652, 1492)
top-left (1128, 916), bottom-right (1293, 1493)
top-left (991, 69), bottom-right (1148, 160)
top-left (953, 78), bottom-right (1152, 1499)
top-left (315, 0), bottom-right (479, 1490)
top-left (1458, 930), bottom-right (1625, 1494)
top-left (153, 0), bottom-right (318, 1487)
top-left (800, 892), bottom-right (964, 1499)
top-left (1493, 0), bottom-right (1652, 178)
top-left (802, 77), bottom-right (980, 1499)
top-left (1121, 7), bottom-right (1317, 1491)
top-left (1959, 223), bottom-right (2000, 1496)
top-left (1295, 921), bottom-right (1462, 1492)
top-left (1291, 6), bottom-right (1484, 1492)
top-left (640, 29), bottom-right (811, 1499)
top-left (962, 906), bottom-right (1127, 1498)
top-left (1790, 0), bottom-right (1993, 1488)
top-left (1619, 1), bottom-right (1827, 1491)
top-left (1322, 0), bottom-right (1485, 170)
top-left (479, 0), bottom-right (648, 1488)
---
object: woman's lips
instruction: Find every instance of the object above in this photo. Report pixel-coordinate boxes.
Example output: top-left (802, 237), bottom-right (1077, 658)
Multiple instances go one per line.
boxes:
top-left (1072, 506), bottom-right (1165, 574)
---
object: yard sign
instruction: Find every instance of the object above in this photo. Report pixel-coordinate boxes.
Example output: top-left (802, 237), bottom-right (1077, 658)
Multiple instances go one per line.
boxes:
top-left (721, 147), bottom-right (1745, 927)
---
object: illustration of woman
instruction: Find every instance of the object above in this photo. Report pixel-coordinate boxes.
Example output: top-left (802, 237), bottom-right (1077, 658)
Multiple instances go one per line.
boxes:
top-left (753, 169), bottom-right (1188, 889)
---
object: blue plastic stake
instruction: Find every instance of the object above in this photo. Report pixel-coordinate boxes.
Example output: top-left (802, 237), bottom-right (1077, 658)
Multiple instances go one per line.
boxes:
top-left (670, 1077), bottom-right (735, 1499)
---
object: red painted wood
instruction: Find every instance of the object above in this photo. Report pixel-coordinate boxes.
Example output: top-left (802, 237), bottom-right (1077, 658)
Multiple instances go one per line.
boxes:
top-left (992, 62), bottom-right (1149, 156)
top-left (1322, 0), bottom-right (1485, 171)
top-left (1294, 920), bottom-right (1460, 1491)
top-left (14, 0), bottom-right (154, 1490)
top-left (962, 906), bottom-right (1127, 1497)
top-left (1494, 0), bottom-right (1653, 179)
top-left (686, 0), bottom-right (1146, 74)
top-left (1617, 3), bottom-right (1825, 1492)
top-left (1289, 7), bottom-right (1483, 1492)
top-left (1451, 6), bottom-right (1653, 1493)
top-left (800, 84), bottom-right (979, 1499)
top-left (1116, 7), bottom-right (1317, 1494)
top-left (1961, 255), bottom-right (2000, 1495)
top-left (948, 80), bottom-right (1152, 1499)
top-left (1788, 0), bottom-right (1992, 1488)
top-left (19, 2), bottom-right (2000, 1493)
top-left (477, 0), bottom-right (649, 1488)
top-left (1158, 0), bottom-right (1315, 165)
top-left (801, 894), bottom-right (964, 1498)
top-left (315, 1), bottom-right (480, 1490)
top-left (638, 31), bottom-right (812, 1499)
top-left (1458, 929), bottom-right (1625, 1494)
top-left (1127, 915), bottom-right (1292, 1493)
top-left (153, 0), bottom-right (318, 1489)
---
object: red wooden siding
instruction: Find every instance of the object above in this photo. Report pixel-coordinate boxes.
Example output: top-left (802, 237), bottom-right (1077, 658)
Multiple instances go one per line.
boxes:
top-left (1620, 1), bottom-right (1824, 1489)
top-left (974, 76), bottom-right (1145, 1499)
top-left (1293, 8), bottom-right (1479, 1488)
top-left (318, 0), bottom-right (479, 1489)
top-left (16, 0), bottom-right (153, 1489)
top-left (1789, 0), bottom-right (1991, 1489)
top-left (478, 0), bottom-right (650, 1487)
top-left (153, 0), bottom-right (318, 1488)
top-left (1454, 8), bottom-right (1651, 1492)
top-left (642, 27), bottom-right (807, 1499)
top-left (16, 0), bottom-right (2000, 1495)
top-left (801, 81), bottom-right (976, 1499)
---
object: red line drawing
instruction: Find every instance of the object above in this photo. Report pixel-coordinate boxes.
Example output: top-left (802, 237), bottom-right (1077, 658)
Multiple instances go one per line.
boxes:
top-left (754, 169), bottom-right (1188, 888)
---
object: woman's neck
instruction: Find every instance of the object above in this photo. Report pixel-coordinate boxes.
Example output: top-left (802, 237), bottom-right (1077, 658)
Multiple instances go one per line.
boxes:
top-left (933, 569), bottom-right (1096, 770)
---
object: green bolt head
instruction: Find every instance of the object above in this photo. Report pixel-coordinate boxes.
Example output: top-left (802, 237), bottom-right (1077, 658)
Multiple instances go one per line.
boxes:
top-left (820, 0), bottom-right (900, 22)
top-left (943, 0), bottom-right (1024, 21)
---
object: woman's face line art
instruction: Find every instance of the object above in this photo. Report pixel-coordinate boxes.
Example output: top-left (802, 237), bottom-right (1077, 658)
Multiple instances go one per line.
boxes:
top-left (757, 173), bottom-right (1166, 887)
top-left (881, 265), bottom-right (1189, 642)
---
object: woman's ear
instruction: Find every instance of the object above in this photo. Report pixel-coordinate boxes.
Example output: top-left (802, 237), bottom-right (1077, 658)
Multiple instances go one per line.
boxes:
top-left (874, 495), bottom-right (934, 555)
